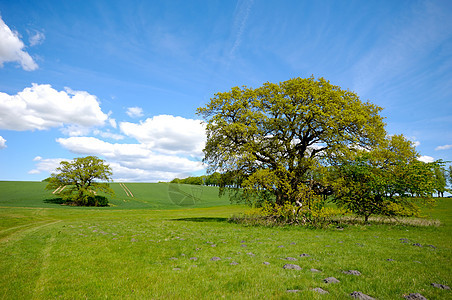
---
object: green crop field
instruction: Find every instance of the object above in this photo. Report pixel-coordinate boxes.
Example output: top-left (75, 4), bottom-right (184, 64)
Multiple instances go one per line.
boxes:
top-left (0, 181), bottom-right (231, 209)
top-left (0, 181), bottom-right (451, 299)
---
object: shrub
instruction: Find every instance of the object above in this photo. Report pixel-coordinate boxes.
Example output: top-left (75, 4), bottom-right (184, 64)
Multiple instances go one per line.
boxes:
top-left (86, 195), bottom-right (109, 207)
top-left (62, 195), bottom-right (109, 207)
top-left (382, 201), bottom-right (421, 217)
top-left (230, 198), bottom-right (346, 228)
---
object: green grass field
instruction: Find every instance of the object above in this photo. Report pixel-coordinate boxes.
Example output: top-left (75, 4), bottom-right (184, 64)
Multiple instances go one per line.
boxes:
top-left (0, 181), bottom-right (451, 299)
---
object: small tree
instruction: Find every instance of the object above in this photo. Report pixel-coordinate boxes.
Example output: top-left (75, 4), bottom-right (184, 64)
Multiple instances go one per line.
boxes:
top-left (46, 156), bottom-right (114, 206)
top-left (448, 165), bottom-right (452, 191)
top-left (433, 164), bottom-right (447, 197)
top-left (329, 135), bottom-right (437, 222)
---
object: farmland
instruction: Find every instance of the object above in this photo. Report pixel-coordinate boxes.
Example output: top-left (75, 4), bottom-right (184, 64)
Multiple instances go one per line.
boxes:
top-left (0, 181), bottom-right (451, 299)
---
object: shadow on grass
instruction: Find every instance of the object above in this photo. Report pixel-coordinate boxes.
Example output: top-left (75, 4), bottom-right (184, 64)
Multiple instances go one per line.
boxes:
top-left (44, 197), bottom-right (65, 204)
top-left (172, 217), bottom-right (228, 223)
top-left (44, 196), bottom-right (109, 207)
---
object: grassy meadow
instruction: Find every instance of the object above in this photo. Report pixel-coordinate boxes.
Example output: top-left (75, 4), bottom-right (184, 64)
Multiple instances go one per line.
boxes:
top-left (0, 181), bottom-right (451, 299)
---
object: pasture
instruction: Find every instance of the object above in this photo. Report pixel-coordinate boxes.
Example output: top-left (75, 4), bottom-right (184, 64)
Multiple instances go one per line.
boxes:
top-left (0, 181), bottom-right (451, 299)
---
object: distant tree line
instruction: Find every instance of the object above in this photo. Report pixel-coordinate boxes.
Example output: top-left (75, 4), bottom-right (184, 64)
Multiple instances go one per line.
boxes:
top-left (170, 172), bottom-right (222, 186)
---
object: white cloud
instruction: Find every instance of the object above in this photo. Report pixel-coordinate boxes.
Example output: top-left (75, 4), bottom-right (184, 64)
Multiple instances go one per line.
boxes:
top-left (404, 137), bottom-right (420, 148)
top-left (435, 144), bottom-right (452, 151)
top-left (126, 106), bottom-right (144, 118)
top-left (418, 155), bottom-right (434, 163)
top-left (28, 157), bottom-right (69, 174)
top-left (108, 162), bottom-right (192, 182)
top-left (0, 16), bottom-right (38, 70)
top-left (57, 137), bottom-right (151, 159)
top-left (55, 134), bottom-right (205, 182)
top-left (0, 136), bottom-right (6, 149)
top-left (405, 136), bottom-right (420, 147)
top-left (119, 155), bottom-right (203, 173)
top-left (29, 30), bottom-right (45, 46)
top-left (0, 83), bottom-right (108, 132)
top-left (120, 115), bottom-right (205, 156)
top-left (31, 156), bottom-right (200, 182)
top-left (39, 115), bottom-right (207, 182)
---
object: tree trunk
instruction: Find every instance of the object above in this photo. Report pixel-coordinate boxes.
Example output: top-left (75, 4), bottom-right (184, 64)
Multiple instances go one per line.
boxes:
top-left (276, 193), bottom-right (283, 205)
top-left (364, 214), bottom-right (370, 223)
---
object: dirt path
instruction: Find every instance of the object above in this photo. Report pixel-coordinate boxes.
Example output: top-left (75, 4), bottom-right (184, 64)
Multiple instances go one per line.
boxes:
top-left (119, 183), bottom-right (129, 197)
top-left (119, 183), bottom-right (133, 197)
top-left (0, 220), bottom-right (62, 244)
top-left (52, 185), bottom-right (66, 194)
top-left (52, 186), bottom-right (62, 194)
top-left (123, 183), bottom-right (134, 197)
top-left (33, 234), bottom-right (56, 298)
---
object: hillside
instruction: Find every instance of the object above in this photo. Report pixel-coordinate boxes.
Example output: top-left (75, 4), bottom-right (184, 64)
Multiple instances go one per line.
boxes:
top-left (0, 181), bottom-right (231, 209)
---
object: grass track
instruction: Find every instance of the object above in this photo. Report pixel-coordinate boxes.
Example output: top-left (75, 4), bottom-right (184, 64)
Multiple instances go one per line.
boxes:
top-left (0, 182), bottom-right (451, 299)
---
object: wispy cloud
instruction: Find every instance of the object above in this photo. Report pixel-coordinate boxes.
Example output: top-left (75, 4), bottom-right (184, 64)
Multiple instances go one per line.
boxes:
top-left (435, 144), bottom-right (452, 151)
top-left (351, 1), bottom-right (452, 98)
top-left (93, 129), bottom-right (124, 140)
top-left (228, 0), bottom-right (254, 60)
top-left (29, 30), bottom-right (45, 46)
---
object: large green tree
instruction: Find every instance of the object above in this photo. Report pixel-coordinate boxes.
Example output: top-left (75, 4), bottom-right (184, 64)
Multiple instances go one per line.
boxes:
top-left (46, 156), bottom-right (114, 206)
top-left (197, 76), bottom-right (386, 205)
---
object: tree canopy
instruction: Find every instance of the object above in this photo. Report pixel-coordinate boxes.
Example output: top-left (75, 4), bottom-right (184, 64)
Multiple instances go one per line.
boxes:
top-left (46, 156), bottom-right (114, 206)
top-left (197, 76), bottom-right (386, 205)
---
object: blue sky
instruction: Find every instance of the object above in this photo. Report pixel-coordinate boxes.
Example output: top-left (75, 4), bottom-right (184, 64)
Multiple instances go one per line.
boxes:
top-left (0, 0), bottom-right (451, 182)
